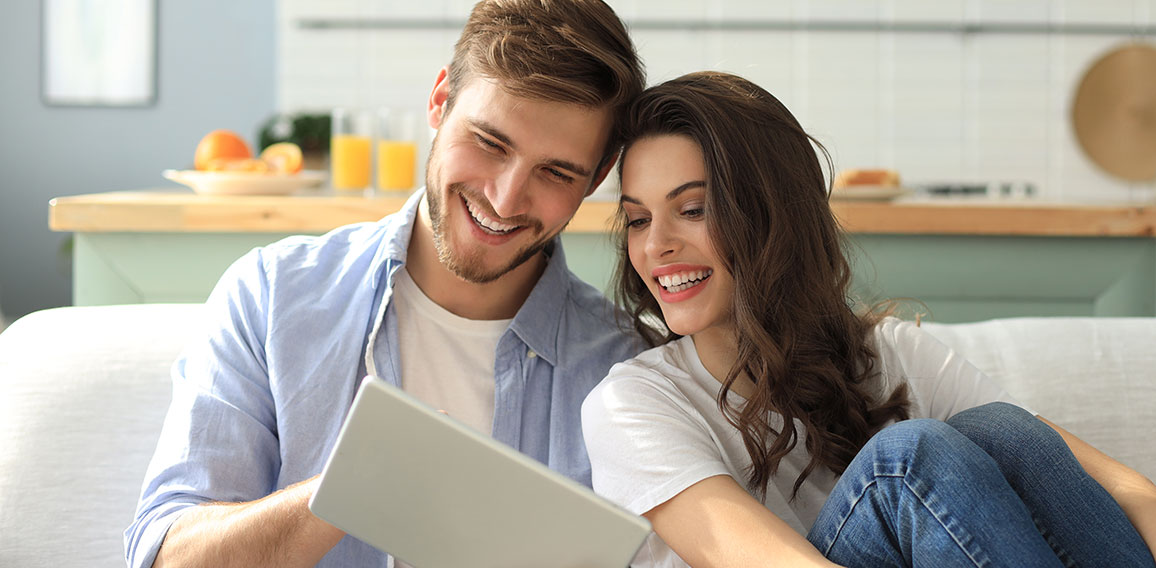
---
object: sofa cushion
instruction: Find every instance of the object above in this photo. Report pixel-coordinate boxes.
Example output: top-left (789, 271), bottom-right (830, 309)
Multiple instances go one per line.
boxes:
top-left (922, 317), bottom-right (1156, 481)
top-left (0, 306), bottom-right (1152, 566)
top-left (0, 304), bottom-right (203, 568)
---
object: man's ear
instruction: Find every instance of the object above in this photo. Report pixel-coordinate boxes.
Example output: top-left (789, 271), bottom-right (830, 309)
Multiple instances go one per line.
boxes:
top-left (428, 66), bottom-right (451, 130)
top-left (586, 150), bottom-right (620, 196)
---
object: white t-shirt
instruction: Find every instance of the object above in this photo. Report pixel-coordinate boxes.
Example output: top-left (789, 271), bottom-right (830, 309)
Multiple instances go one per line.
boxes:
top-left (580, 317), bottom-right (1025, 568)
top-left (392, 268), bottom-right (510, 435)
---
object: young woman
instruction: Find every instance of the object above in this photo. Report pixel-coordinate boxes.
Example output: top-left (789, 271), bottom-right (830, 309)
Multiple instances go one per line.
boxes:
top-left (581, 71), bottom-right (1156, 568)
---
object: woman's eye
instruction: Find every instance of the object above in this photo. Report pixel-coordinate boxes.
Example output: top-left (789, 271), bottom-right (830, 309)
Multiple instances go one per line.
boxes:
top-left (682, 206), bottom-right (704, 219)
top-left (625, 217), bottom-right (650, 229)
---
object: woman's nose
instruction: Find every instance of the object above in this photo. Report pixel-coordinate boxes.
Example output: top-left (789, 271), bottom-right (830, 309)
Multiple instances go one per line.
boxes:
top-left (644, 219), bottom-right (680, 258)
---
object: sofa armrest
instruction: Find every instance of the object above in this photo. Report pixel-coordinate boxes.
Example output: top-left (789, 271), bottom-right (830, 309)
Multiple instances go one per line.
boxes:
top-left (0, 304), bottom-right (203, 568)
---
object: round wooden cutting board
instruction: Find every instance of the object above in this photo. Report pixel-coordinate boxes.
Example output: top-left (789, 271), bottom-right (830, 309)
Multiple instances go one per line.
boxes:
top-left (1072, 43), bottom-right (1156, 182)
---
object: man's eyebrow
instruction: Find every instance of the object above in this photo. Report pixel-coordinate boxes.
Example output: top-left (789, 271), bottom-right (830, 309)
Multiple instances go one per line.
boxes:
top-left (470, 119), bottom-right (592, 178)
top-left (545, 158), bottom-right (591, 178)
top-left (471, 119), bottom-right (515, 149)
top-left (620, 181), bottom-right (706, 205)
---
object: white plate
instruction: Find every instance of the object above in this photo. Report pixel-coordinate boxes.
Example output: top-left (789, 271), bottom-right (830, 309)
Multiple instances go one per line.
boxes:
top-left (163, 169), bottom-right (326, 196)
top-left (830, 185), bottom-right (910, 201)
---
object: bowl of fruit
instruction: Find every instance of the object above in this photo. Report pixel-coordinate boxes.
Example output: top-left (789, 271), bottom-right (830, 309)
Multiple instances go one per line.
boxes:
top-left (164, 130), bottom-right (326, 196)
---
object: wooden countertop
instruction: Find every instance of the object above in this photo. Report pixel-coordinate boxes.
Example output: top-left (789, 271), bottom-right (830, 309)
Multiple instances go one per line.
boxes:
top-left (49, 190), bottom-right (1156, 237)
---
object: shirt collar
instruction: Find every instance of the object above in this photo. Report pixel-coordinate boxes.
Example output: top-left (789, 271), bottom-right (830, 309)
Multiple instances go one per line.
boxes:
top-left (507, 239), bottom-right (569, 366)
top-left (369, 188), bottom-right (426, 289)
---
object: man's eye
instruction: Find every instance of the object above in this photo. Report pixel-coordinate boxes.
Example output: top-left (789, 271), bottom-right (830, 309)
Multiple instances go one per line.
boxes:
top-left (475, 134), bottom-right (502, 152)
top-left (546, 167), bottom-right (575, 184)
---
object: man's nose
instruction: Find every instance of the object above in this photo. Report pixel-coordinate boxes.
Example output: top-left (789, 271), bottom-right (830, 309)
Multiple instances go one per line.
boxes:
top-left (486, 164), bottom-right (533, 219)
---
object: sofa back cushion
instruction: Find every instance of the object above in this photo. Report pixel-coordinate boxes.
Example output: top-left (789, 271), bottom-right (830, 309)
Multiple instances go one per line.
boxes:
top-left (922, 317), bottom-right (1156, 480)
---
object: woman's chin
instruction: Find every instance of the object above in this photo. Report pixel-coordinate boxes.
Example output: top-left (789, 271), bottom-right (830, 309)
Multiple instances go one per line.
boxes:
top-left (660, 315), bottom-right (700, 337)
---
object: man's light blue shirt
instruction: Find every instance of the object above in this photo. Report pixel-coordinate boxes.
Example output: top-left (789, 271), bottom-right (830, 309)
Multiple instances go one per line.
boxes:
top-left (125, 190), bottom-right (644, 567)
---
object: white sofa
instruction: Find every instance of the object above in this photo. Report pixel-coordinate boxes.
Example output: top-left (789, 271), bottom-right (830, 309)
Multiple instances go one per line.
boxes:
top-left (1, 304), bottom-right (1154, 567)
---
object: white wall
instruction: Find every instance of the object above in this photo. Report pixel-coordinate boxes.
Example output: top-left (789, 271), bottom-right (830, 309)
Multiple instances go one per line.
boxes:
top-left (4, 1), bottom-right (1152, 318)
top-left (0, 1), bottom-right (276, 319)
top-left (277, 0), bottom-right (1156, 203)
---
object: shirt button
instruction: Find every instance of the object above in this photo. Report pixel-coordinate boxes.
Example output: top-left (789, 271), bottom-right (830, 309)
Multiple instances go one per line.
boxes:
top-left (527, 349), bottom-right (537, 359)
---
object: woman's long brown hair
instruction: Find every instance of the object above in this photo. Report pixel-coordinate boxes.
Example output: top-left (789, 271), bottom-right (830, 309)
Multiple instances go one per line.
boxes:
top-left (613, 71), bottom-right (910, 498)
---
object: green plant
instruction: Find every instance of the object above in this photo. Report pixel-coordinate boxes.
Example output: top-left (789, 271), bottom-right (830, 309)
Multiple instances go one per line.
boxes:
top-left (257, 113), bottom-right (330, 154)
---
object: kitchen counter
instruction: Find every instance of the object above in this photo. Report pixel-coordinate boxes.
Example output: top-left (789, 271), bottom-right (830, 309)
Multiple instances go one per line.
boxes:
top-left (48, 190), bottom-right (1156, 321)
top-left (48, 190), bottom-right (1156, 236)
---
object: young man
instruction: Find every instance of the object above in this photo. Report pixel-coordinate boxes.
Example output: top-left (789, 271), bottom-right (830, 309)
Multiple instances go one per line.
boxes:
top-left (124, 2), bottom-right (646, 566)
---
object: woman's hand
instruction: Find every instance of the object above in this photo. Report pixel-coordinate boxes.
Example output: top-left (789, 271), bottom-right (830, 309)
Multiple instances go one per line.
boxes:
top-left (643, 474), bottom-right (842, 568)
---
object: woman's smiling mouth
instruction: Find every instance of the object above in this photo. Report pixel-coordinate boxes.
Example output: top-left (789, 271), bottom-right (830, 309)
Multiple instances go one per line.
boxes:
top-left (657, 269), bottom-right (713, 293)
top-left (651, 265), bottom-right (715, 302)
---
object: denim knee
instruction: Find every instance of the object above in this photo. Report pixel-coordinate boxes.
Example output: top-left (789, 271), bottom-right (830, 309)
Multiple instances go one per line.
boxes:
top-left (946, 402), bottom-right (1065, 458)
top-left (819, 417), bottom-right (1081, 567)
top-left (947, 401), bottom-right (1033, 428)
top-left (863, 418), bottom-right (970, 472)
top-left (873, 417), bottom-right (958, 445)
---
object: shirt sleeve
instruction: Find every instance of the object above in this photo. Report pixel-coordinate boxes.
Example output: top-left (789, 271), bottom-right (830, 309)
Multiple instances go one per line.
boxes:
top-left (877, 318), bottom-right (1030, 421)
top-left (124, 248), bottom-right (281, 568)
top-left (581, 365), bottom-right (732, 517)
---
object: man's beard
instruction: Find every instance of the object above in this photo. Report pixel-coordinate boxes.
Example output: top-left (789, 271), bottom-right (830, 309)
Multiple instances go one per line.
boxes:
top-left (426, 181), bottom-right (554, 284)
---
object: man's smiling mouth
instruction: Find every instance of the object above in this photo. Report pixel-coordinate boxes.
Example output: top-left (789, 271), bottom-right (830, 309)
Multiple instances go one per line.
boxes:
top-left (462, 195), bottom-right (520, 235)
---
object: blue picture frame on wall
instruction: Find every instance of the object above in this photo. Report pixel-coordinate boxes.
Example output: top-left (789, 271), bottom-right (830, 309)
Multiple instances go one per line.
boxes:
top-left (41, 0), bottom-right (157, 107)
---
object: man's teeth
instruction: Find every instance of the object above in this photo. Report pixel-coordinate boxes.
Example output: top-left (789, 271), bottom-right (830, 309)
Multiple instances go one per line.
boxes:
top-left (465, 199), bottom-right (517, 233)
top-left (658, 270), bottom-right (713, 293)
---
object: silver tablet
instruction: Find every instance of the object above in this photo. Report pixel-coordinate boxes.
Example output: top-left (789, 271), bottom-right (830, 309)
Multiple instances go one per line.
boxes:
top-left (309, 377), bottom-right (651, 568)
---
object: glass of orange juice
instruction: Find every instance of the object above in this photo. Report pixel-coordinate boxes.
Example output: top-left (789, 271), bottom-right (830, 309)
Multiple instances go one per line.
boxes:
top-left (331, 108), bottom-right (373, 193)
top-left (375, 108), bottom-right (420, 193)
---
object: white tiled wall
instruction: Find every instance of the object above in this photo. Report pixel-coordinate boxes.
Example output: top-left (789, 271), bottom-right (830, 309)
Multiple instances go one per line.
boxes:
top-left (277, 0), bottom-right (1156, 202)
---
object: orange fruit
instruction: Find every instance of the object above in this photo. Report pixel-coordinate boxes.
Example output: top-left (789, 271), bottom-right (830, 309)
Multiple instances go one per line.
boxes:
top-left (260, 142), bottom-right (304, 174)
top-left (204, 157), bottom-right (269, 172)
top-left (194, 130), bottom-right (252, 171)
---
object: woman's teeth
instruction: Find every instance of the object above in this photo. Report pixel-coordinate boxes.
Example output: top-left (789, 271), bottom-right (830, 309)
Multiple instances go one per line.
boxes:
top-left (658, 269), bottom-right (712, 293)
top-left (465, 198), bottom-right (517, 234)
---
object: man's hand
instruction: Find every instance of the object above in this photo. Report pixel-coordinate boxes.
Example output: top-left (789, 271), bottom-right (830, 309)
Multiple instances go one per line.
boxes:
top-left (154, 475), bottom-right (346, 568)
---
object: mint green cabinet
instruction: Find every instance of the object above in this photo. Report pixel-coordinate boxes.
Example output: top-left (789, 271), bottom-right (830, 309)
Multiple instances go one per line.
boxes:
top-left (845, 235), bottom-right (1154, 322)
top-left (72, 231), bottom-right (1155, 323)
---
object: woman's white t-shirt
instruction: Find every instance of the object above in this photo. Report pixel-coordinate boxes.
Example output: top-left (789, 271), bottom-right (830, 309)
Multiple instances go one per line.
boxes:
top-left (580, 317), bottom-right (1025, 568)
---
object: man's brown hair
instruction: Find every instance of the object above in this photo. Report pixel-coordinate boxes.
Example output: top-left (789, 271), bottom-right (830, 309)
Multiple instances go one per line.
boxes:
top-left (447, 0), bottom-right (645, 161)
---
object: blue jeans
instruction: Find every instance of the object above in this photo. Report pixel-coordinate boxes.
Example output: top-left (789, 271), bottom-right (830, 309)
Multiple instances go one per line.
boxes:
top-left (806, 402), bottom-right (1154, 567)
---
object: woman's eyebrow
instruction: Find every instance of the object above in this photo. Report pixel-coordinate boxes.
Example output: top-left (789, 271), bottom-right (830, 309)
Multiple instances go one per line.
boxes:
top-left (666, 181), bottom-right (706, 200)
top-left (620, 180), bottom-right (706, 205)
